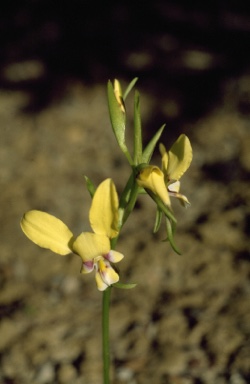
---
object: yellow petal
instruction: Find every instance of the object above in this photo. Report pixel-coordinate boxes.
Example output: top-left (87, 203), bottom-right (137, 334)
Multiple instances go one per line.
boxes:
top-left (95, 271), bottom-right (109, 291)
top-left (89, 178), bottom-right (119, 239)
top-left (137, 165), bottom-right (171, 206)
top-left (106, 250), bottom-right (124, 263)
top-left (20, 210), bottom-right (74, 255)
top-left (159, 143), bottom-right (168, 181)
top-left (163, 134), bottom-right (193, 181)
top-left (96, 259), bottom-right (119, 290)
top-left (114, 79), bottom-right (125, 113)
top-left (73, 232), bottom-right (110, 262)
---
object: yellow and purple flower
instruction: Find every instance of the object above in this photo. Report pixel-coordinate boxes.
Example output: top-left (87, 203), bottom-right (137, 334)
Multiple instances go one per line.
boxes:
top-left (20, 179), bottom-right (124, 291)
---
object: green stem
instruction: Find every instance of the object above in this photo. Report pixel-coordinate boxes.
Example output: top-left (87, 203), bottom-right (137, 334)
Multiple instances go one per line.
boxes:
top-left (118, 170), bottom-right (139, 229)
top-left (102, 174), bottom-right (139, 384)
top-left (102, 286), bottom-right (111, 384)
top-left (121, 182), bottom-right (139, 227)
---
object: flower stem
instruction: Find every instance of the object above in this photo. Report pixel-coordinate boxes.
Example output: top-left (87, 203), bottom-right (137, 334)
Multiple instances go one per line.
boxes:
top-left (102, 175), bottom-right (138, 384)
top-left (118, 170), bottom-right (139, 229)
top-left (102, 286), bottom-right (111, 384)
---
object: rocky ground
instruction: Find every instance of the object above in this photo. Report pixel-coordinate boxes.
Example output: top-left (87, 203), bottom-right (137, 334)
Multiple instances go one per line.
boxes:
top-left (0, 68), bottom-right (249, 384)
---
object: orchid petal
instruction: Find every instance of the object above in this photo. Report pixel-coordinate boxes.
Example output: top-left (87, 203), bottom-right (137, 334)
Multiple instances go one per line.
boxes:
top-left (137, 165), bottom-right (171, 206)
top-left (95, 271), bottom-right (109, 291)
top-left (168, 180), bottom-right (180, 193)
top-left (89, 178), bottom-right (119, 239)
top-left (105, 250), bottom-right (124, 263)
top-left (73, 232), bottom-right (110, 262)
top-left (20, 210), bottom-right (74, 255)
top-left (81, 260), bottom-right (94, 274)
top-left (166, 134), bottom-right (193, 181)
top-left (168, 191), bottom-right (191, 207)
top-left (98, 259), bottom-right (120, 288)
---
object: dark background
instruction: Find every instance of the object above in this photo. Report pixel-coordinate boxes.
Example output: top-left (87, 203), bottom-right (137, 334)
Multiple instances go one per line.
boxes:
top-left (1, 0), bottom-right (250, 121)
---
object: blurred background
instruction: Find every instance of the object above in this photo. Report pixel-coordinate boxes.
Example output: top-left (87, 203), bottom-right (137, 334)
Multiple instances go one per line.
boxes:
top-left (0, 1), bottom-right (250, 383)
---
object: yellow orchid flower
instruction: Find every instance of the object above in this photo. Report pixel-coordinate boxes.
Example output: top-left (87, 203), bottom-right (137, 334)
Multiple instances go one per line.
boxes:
top-left (20, 179), bottom-right (124, 291)
top-left (136, 165), bottom-right (171, 206)
top-left (137, 134), bottom-right (192, 207)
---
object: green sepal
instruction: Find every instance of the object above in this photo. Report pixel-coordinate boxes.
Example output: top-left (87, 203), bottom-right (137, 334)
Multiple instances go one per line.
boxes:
top-left (164, 217), bottom-right (181, 255)
top-left (113, 282), bottom-right (137, 289)
top-left (153, 207), bottom-right (163, 233)
top-left (142, 124), bottom-right (165, 163)
top-left (123, 77), bottom-right (138, 100)
top-left (137, 178), bottom-right (181, 255)
top-left (107, 80), bottom-right (133, 165)
top-left (133, 90), bottom-right (142, 165)
top-left (147, 189), bottom-right (176, 223)
top-left (84, 175), bottom-right (96, 198)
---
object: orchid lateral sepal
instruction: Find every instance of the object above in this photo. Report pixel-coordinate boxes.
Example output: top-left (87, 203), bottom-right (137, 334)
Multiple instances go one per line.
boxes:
top-left (164, 217), bottom-right (181, 255)
top-left (153, 207), bottom-right (163, 234)
top-left (141, 189), bottom-right (180, 254)
top-left (144, 188), bottom-right (176, 224)
top-left (20, 210), bottom-right (75, 256)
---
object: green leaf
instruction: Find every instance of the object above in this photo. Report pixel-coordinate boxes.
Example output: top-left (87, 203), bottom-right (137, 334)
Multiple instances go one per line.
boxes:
top-left (107, 80), bottom-right (133, 165)
top-left (84, 175), bottom-right (96, 198)
top-left (142, 124), bottom-right (165, 163)
top-left (123, 77), bottom-right (138, 100)
top-left (133, 90), bottom-right (142, 165)
top-left (113, 282), bottom-right (137, 289)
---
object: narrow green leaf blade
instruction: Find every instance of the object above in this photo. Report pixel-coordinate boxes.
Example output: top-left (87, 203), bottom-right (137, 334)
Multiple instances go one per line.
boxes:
top-left (142, 124), bottom-right (165, 163)
top-left (113, 282), bottom-right (137, 289)
top-left (123, 77), bottom-right (138, 100)
top-left (134, 90), bottom-right (142, 165)
top-left (84, 175), bottom-right (96, 198)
